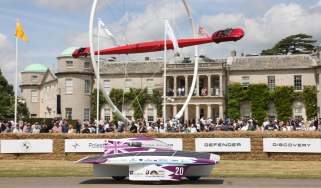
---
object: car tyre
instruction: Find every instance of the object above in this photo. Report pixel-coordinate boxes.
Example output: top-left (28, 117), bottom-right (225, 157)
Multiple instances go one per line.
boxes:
top-left (112, 176), bottom-right (126, 181)
top-left (186, 176), bottom-right (201, 181)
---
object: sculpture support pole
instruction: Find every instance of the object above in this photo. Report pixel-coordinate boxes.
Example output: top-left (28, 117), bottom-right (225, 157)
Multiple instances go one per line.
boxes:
top-left (163, 20), bottom-right (167, 125)
top-left (96, 19), bottom-right (100, 134)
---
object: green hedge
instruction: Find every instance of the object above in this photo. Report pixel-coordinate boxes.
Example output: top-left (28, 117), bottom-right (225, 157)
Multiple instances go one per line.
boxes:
top-left (303, 86), bottom-right (318, 119)
top-left (246, 84), bottom-right (271, 124)
top-left (227, 84), bottom-right (318, 122)
top-left (91, 88), bottom-right (162, 121)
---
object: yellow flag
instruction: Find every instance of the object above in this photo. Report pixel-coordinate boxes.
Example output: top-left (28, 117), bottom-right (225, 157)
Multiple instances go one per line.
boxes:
top-left (15, 20), bottom-right (28, 42)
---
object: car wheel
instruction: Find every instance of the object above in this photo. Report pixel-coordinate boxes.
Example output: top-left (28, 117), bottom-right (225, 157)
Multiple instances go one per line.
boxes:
top-left (186, 176), bottom-right (201, 181)
top-left (112, 176), bottom-right (126, 181)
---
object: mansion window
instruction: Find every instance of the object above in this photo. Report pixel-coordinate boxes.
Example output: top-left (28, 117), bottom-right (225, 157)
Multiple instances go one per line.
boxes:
top-left (65, 108), bottom-right (72, 120)
top-left (267, 76), bottom-right (275, 90)
top-left (31, 75), bottom-right (38, 82)
top-left (84, 61), bottom-right (90, 69)
top-left (240, 102), bottom-right (251, 118)
top-left (65, 79), bottom-right (73, 94)
top-left (147, 79), bottom-right (154, 95)
top-left (31, 90), bottom-right (38, 103)
top-left (104, 108), bottom-right (111, 122)
top-left (84, 80), bottom-right (91, 94)
top-left (268, 103), bottom-right (277, 120)
top-left (126, 116), bottom-right (133, 121)
top-left (125, 79), bottom-right (132, 92)
top-left (293, 101), bottom-right (304, 120)
top-left (103, 80), bottom-right (110, 94)
top-left (66, 61), bottom-right (73, 67)
top-left (84, 108), bottom-right (90, 121)
top-left (147, 108), bottom-right (154, 122)
top-left (294, 75), bottom-right (302, 90)
top-left (241, 76), bottom-right (250, 87)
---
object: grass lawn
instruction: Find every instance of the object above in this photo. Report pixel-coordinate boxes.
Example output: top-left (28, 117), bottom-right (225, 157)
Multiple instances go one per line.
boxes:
top-left (0, 160), bottom-right (320, 179)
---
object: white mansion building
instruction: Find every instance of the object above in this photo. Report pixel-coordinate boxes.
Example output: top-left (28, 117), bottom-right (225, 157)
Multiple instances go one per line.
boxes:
top-left (20, 47), bottom-right (321, 122)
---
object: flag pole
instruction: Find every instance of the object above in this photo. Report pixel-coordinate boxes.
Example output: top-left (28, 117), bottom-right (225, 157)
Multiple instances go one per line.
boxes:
top-left (14, 33), bottom-right (18, 131)
top-left (163, 20), bottom-right (167, 126)
top-left (96, 19), bottom-right (100, 134)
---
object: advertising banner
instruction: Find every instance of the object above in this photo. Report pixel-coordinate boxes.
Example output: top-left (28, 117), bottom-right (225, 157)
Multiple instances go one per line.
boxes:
top-left (0, 139), bottom-right (53, 153)
top-left (65, 139), bottom-right (106, 153)
top-left (263, 138), bottom-right (321, 153)
top-left (195, 138), bottom-right (251, 152)
top-left (65, 138), bottom-right (183, 153)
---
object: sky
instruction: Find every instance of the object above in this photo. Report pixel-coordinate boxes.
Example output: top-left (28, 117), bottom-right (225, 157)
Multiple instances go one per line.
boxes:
top-left (1, 0), bottom-right (321, 86)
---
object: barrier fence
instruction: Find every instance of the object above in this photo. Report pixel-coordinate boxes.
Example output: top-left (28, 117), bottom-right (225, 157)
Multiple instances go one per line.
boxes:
top-left (0, 132), bottom-right (321, 161)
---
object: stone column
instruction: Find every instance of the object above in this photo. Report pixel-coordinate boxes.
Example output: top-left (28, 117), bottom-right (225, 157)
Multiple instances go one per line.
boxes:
top-left (219, 74), bottom-right (223, 97)
top-left (207, 74), bottom-right (211, 96)
top-left (196, 104), bottom-right (200, 120)
top-left (173, 76), bottom-right (177, 97)
top-left (207, 104), bottom-right (212, 119)
top-left (185, 75), bottom-right (188, 96)
top-left (184, 105), bottom-right (189, 122)
top-left (173, 105), bottom-right (177, 118)
top-left (219, 104), bottom-right (224, 120)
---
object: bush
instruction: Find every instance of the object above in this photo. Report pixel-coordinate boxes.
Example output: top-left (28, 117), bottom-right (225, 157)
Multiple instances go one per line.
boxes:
top-left (227, 84), bottom-right (318, 122)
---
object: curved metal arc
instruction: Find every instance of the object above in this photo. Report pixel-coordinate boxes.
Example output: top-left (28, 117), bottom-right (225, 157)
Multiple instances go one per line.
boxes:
top-left (175, 0), bottom-right (199, 119)
top-left (89, 0), bottom-right (198, 121)
top-left (89, 0), bottom-right (129, 122)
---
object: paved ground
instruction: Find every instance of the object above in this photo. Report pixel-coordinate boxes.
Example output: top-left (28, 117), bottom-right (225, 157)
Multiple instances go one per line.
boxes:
top-left (0, 177), bottom-right (320, 188)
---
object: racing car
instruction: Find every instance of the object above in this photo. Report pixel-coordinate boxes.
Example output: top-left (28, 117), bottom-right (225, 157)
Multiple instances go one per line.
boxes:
top-left (77, 137), bottom-right (220, 181)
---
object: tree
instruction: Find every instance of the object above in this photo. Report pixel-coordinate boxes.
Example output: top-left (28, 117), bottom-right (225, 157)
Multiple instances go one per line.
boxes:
top-left (0, 69), bottom-right (29, 120)
top-left (261, 34), bottom-right (317, 55)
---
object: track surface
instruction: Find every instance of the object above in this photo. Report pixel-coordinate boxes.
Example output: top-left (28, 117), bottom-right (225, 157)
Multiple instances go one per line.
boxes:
top-left (0, 177), bottom-right (320, 188)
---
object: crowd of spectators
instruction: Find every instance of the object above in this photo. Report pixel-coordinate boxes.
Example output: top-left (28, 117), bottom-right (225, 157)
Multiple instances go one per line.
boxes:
top-left (1, 117), bottom-right (321, 134)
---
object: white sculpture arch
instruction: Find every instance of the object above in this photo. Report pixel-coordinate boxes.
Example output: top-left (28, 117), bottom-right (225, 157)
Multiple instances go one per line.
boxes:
top-left (89, 0), bottom-right (199, 121)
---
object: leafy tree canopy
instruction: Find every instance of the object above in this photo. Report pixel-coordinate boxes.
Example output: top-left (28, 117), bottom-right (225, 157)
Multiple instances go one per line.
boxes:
top-left (0, 69), bottom-right (29, 120)
top-left (261, 34), bottom-right (317, 55)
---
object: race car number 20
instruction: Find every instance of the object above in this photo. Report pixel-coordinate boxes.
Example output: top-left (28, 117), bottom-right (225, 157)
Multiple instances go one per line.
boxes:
top-left (175, 167), bottom-right (184, 176)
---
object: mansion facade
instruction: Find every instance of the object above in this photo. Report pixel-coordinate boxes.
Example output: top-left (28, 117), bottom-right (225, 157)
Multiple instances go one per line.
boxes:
top-left (20, 47), bottom-right (321, 122)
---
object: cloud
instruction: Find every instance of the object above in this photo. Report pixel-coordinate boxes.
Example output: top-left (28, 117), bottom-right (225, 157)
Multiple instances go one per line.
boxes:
top-left (33, 0), bottom-right (92, 11)
top-left (66, 1), bottom-right (321, 59)
top-left (65, 0), bottom-right (188, 56)
top-left (0, 33), bottom-right (10, 48)
top-left (0, 33), bottom-right (16, 86)
top-left (33, 0), bottom-right (113, 11)
top-left (0, 33), bottom-right (34, 89)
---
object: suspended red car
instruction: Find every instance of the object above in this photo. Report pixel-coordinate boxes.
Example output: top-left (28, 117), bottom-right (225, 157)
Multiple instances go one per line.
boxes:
top-left (72, 28), bottom-right (244, 58)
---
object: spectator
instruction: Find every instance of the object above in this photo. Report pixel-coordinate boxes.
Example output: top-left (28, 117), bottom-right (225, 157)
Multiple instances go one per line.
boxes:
top-left (61, 119), bottom-right (69, 133)
top-left (40, 124), bottom-right (49, 133)
top-left (32, 123), bottom-right (41, 134)
top-left (117, 121), bottom-right (125, 133)
top-left (106, 123), bottom-right (115, 132)
top-left (81, 123), bottom-right (91, 134)
top-left (97, 124), bottom-right (105, 133)
top-left (138, 123), bottom-right (147, 133)
top-left (75, 120), bottom-right (82, 134)
top-left (23, 123), bottom-right (32, 133)
top-left (68, 124), bottom-right (76, 133)
top-left (190, 124), bottom-right (197, 133)
top-left (129, 122), bottom-right (137, 133)
top-left (51, 123), bottom-right (62, 133)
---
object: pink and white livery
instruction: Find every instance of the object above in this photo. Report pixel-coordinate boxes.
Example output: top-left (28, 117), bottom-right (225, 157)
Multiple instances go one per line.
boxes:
top-left (77, 137), bottom-right (220, 181)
